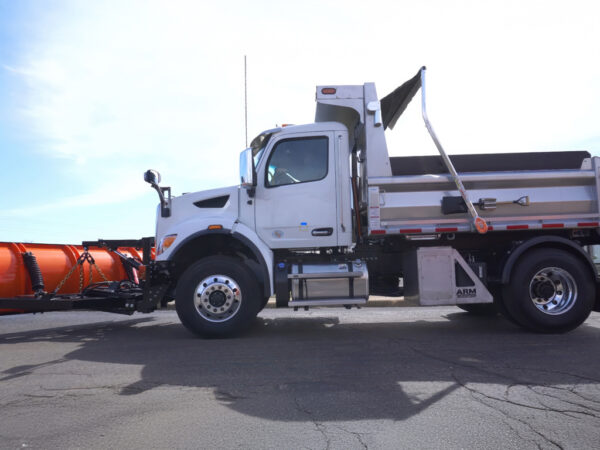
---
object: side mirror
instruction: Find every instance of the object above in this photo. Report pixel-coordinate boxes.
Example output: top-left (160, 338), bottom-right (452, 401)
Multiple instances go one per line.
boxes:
top-left (239, 149), bottom-right (256, 194)
top-left (144, 169), bottom-right (161, 186)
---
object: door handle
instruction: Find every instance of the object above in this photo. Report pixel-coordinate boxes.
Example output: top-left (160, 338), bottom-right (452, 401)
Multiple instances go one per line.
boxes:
top-left (312, 227), bottom-right (333, 236)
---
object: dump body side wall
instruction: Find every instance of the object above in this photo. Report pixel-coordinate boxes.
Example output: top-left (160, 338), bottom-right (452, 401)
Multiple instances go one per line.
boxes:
top-left (367, 156), bottom-right (600, 236)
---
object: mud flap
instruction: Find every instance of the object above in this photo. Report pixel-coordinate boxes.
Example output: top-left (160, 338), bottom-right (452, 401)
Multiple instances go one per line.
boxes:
top-left (403, 247), bottom-right (493, 306)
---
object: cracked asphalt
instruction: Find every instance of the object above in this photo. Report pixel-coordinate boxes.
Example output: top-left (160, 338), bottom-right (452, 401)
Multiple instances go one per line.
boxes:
top-left (1, 306), bottom-right (600, 449)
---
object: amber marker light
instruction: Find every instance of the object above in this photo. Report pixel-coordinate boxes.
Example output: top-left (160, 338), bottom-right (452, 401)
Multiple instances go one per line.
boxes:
top-left (208, 225), bottom-right (223, 230)
top-left (157, 234), bottom-right (177, 255)
top-left (321, 88), bottom-right (336, 95)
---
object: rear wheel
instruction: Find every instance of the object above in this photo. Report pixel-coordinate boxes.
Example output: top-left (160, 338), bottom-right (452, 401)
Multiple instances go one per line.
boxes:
top-left (489, 284), bottom-right (522, 325)
top-left (502, 248), bottom-right (595, 333)
top-left (259, 295), bottom-right (271, 311)
top-left (175, 256), bottom-right (261, 338)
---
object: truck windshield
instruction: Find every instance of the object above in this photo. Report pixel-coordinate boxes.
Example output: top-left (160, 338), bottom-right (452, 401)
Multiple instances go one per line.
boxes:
top-left (250, 128), bottom-right (280, 167)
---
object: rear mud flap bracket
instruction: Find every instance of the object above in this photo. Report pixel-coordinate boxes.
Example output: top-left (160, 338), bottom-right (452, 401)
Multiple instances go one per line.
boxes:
top-left (403, 246), bottom-right (493, 306)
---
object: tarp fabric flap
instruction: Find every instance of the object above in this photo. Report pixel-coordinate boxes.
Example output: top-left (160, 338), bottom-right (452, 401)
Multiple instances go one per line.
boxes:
top-left (380, 67), bottom-right (423, 130)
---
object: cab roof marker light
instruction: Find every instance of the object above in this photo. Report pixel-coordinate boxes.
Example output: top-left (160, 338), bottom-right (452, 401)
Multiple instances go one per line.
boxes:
top-left (321, 88), bottom-right (336, 95)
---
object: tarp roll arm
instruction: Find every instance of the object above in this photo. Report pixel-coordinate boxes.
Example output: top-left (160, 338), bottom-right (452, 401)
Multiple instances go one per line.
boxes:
top-left (420, 67), bottom-right (488, 234)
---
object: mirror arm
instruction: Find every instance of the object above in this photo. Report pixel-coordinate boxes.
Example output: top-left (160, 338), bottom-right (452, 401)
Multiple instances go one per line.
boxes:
top-left (150, 183), bottom-right (171, 217)
top-left (159, 186), bottom-right (171, 217)
top-left (144, 169), bottom-right (171, 217)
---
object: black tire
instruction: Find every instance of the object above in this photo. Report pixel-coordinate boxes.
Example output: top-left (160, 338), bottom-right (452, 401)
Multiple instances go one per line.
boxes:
top-left (489, 284), bottom-right (522, 325)
top-left (259, 295), bottom-right (271, 311)
top-left (175, 256), bottom-right (261, 338)
top-left (502, 248), bottom-right (595, 333)
top-left (457, 303), bottom-right (498, 316)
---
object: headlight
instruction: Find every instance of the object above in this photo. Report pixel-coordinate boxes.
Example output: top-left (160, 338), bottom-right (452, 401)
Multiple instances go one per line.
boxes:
top-left (157, 234), bottom-right (177, 255)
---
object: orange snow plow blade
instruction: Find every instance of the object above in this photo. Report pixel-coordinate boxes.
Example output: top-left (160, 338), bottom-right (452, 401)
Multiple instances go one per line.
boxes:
top-left (0, 242), bottom-right (153, 315)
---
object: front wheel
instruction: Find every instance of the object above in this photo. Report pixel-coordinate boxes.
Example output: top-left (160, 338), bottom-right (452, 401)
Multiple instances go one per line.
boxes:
top-left (175, 256), bottom-right (261, 338)
top-left (502, 248), bottom-right (595, 333)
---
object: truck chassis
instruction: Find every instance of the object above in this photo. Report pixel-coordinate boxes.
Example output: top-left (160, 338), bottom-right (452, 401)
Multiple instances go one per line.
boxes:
top-left (3, 68), bottom-right (600, 337)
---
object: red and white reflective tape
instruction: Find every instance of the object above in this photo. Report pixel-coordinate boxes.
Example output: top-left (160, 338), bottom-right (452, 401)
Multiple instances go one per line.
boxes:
top-left (369, 220), bottom-right (599, 236)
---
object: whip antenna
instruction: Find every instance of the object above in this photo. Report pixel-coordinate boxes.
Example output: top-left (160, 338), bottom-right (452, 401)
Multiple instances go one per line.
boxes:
top-left (244, 55), bottom-right (248, 147)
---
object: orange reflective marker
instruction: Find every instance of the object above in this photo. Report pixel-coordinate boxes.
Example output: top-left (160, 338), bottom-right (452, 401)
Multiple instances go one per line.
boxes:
top-left (475, 217), bottom-right (488, 234)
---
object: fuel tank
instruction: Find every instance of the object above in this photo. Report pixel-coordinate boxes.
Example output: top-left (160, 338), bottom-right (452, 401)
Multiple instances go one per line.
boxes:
top-left (0, 242), bottom-right (149, 315)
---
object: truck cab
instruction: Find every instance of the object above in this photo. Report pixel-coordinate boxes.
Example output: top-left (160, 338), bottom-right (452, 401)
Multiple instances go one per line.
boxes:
top-left (248, 122), bottom-right (352, 249)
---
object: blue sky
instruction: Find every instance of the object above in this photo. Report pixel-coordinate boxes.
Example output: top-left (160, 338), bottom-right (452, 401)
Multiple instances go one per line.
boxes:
top-left (1, 0), bottom-right (599, 244)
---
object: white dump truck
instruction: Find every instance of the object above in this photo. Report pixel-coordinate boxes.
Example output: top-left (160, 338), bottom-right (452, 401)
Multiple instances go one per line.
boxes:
top-left (135, 67), bottom-right (600, 337)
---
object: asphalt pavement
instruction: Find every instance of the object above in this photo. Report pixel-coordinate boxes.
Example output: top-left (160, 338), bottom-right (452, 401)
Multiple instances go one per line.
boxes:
top-left (1, 305), bottom-right (600, 449)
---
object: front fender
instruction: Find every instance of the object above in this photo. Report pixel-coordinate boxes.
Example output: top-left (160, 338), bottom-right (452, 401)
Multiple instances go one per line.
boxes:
top-left (231, 222), bottom-right (274, 294)
top-left (501, 235), bottom-right (599, 284)
top-left (156, 215), bottom-right (237, 261)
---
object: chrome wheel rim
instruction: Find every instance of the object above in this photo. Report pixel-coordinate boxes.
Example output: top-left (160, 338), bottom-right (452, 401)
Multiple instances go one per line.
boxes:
top-left (529, 267), bottom-right (577, 315)
top-left (194, 275), bottom-right (242, 322)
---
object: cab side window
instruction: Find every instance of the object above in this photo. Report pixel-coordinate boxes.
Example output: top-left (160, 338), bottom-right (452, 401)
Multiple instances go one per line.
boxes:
top-left (266, 137), bottom-right (328, 188)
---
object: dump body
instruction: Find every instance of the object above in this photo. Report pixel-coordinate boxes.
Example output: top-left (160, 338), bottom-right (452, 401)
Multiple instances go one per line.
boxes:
top-left (313, 70), bottom-right (600, 237)
top-left (367, 151), bottom-right (600, 235)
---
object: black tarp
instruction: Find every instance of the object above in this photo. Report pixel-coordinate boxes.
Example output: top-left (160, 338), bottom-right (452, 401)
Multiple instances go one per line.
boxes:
top-left (389, 151), bottom-right (591, 176)
top-left (380, 67), bottom-right (424, 130)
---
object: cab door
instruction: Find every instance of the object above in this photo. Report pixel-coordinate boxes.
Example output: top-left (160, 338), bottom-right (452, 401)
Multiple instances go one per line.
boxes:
top-left (254, 132), bottom-right (338, 249)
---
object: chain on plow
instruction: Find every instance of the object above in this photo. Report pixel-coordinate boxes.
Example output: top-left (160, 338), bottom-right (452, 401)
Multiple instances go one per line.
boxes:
top-left (51, 250), bottom-right (110, 296)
